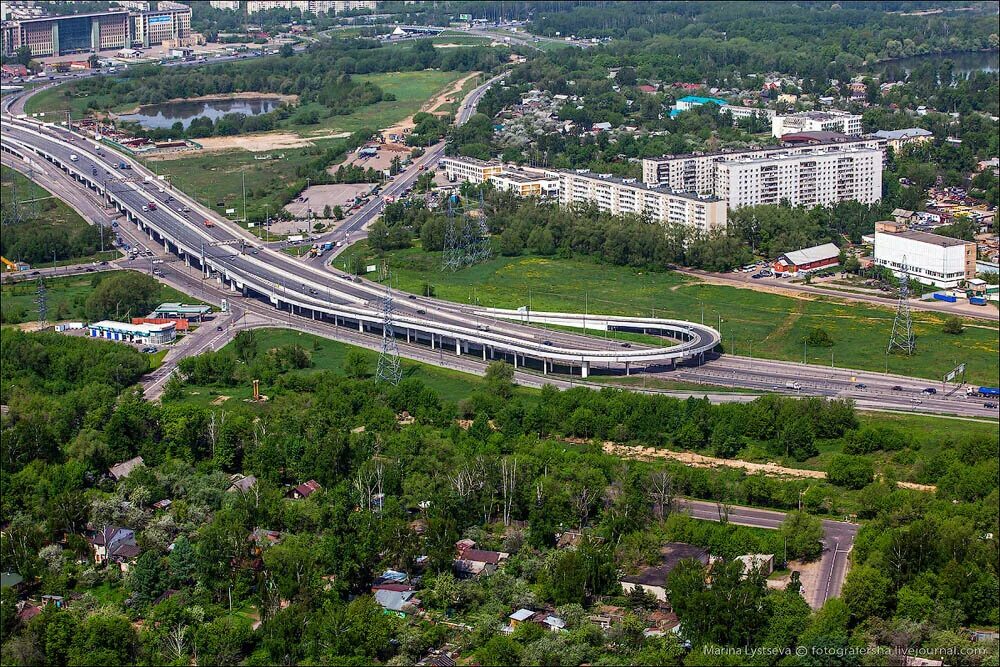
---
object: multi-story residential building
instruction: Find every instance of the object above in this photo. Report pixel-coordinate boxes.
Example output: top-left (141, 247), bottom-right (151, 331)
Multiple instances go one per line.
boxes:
top-left (130, 3), bottom-right (190, 48)
top-left (873, 230), bottom-right (976, 289)
top-left (557, 170), bottom-right (727, 233)
top-left (713, 147), bottom-right (882, 209)
top-left (489, 168), bottom-right (560, 198)
top-left (2, 10), bottom-right (130, 57)
top-left (209, 0), bottom-right (242, 8)
top-left (724, 105), bottom-right (776, 123)
top-left (641, 138), bottom-right (885, 195)
top-left (440, 156), bottom-right (504, 184)
top-left (245, 0), bottom-right (375, 14)
top-left (772, 110), bottom-right (863, 138)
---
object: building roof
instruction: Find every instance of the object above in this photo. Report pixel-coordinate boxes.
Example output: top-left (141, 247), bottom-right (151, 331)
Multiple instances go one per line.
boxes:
top-left (892, 208), bottom-right (915, 218)
top-left (109, 456), bottom-right (144, 480)
top-left (781, 110), bottom-right (859, 121)
top-left (779, 131), bottom-right (849, 144)
top-left (544, 615), bottom-right (567, 629)
top-left (873, 128), bottom-right (933, 140)
top-left (154, 302), bottom-right (211, 315)
top-left (1, 572), bottom-right (24, 588)
top-left (879, 230), bottom-right (969, 248)
top-left (375, 588), bottom-right (418, 612)
top-left (372, 583), bottom-right (415, 593)
top-left (779, 243), bottom-right (841, 267)
top-left (462, 549), bottom-right (504, 564)
top-left (228, 475), bottom-right (257, 493)
top-left (677, 95), bottom-right (727, 106)
top-left (735, 554), bottom-right (774, 573)
top-left (510, 608), bottom-right (535, 622)
top-left (292, 480), bottom-right (322, 498)
top-left (620, 542), bottom-right (710, 587)
top-left (91, 320), bottom-right (174, 335)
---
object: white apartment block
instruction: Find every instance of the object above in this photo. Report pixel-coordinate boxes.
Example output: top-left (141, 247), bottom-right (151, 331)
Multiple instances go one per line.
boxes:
top-left (641, 138), bottom-right (884, 195)
top-left (724, 105), bottom-right (775, 123)
top-left (490, 168), bottom-right (560, 198)
top-left (714, 148), bottom-right (882, 209)
top-left (873, 230), bottom-right (976, 288)
top-left (245, 0), bottom-right (375, 13)
top-left (440, 156), bottom-right (505, 184)
top-left (558, 171), bottom-right (727, 233)
top-left (209, 1), bottom-right (241, 9)
top-left (772, 111), bottom-right (863, 138)
top-left (131, 4), bottom-right (191, 48)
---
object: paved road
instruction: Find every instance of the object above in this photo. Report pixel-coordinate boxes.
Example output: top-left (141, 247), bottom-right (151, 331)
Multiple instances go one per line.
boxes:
top-left (677, 499), bottom-right (858, 609)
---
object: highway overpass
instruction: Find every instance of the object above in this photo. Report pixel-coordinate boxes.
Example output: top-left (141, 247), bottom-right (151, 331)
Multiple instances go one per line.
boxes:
top-left (1, 116), bottom-right (720, 379)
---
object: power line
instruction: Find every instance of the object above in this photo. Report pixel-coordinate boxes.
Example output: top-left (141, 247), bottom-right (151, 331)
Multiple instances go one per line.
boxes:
top-left (887, 255), bottom-right (915, 355)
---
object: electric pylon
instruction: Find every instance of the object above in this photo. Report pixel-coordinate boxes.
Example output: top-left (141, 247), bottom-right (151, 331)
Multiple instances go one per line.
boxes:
top-left (375, 274), bottom-right (402, 386)
top-left (887, 256), bottom-right (915, 355)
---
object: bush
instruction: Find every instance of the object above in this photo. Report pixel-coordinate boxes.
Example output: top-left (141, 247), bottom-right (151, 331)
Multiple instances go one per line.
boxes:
top-left (827, 454), bottom-right (875, 490)
top-left (942, 317), bottom-right (964, 335)
top-left (803, 327), bottom-right (834, 347)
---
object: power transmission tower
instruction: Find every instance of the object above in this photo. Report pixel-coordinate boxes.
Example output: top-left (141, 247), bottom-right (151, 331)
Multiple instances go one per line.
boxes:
top-left (887, 256), bottom-right (915, 355)
top-left (441, 193), bottom-right (491, 271)
top-left (35, 278), bottom-right (48, 324)
top-left (375, 274), bottom-right (402, 386)
top-left (442, 196), bottom-right (464, 271)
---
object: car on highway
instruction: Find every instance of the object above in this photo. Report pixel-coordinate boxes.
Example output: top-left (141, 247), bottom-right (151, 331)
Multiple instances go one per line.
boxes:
top-left (543, 340), bottom-right (553, 346)
top-left (407, 294), bottom-right (416, 299)
top-left (621, 342), bottom-right (632, 348)
top-left (910, 397), bottom-right (922, 404)
top-left (216, 326), bottom-right (223, 332)
top-left (854, 383), bottom-right (867, 389)
top-left (891, 385), bottom-right (903, 391)
top-left (416, 308), bottom-right (426, 314)
top-left (984, 402), bottom-right (997, 409)
top-left (921, 387), bottom-right (937, 395)
top-left (751, 273), bottom-right (763, 279)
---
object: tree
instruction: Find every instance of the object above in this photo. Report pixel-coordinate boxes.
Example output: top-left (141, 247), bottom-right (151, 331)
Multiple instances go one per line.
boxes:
top-left (475, 636), bottom-right (523, 667)
top-left (84, 272), bottom-right (161, 322)
top-left (781, 511), bottom-right (824, 561)
top-left (344, 349), bottom-right (369, 379)
top-left (280, 43), bottom-right (294, 57)
top-left (827, 454), bottom-right (875, 489)
top-left (323, 204), bottom-right (332, 218)
top-left (842, 565), bottom-right (893, 622)
top-left (234, 329), bottom-right (258, 363)
top-left (333, 205), bottom-right (344, 220)
top-left (804, 327), bottom-right (834, 347)
top-left (15, 45), bottom-right (32, 67)
top-left (942, 317), bottom-right (964, 335)
top-left (484, 361), bottom-right (515, 400)
top-left (88, 53), bottom-right (100, 69)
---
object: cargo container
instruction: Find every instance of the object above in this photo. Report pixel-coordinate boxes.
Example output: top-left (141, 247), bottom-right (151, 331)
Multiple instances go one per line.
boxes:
top-left (966, 386), bottom-right (1000, 397)
top-left (932, 293), bottom-right (957, 303)
top-left (970, 296), bottom-right (987, 306)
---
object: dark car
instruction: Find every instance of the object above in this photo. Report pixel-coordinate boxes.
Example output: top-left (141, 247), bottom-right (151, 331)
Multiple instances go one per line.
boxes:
top-left (31, 271), bottom-right (40, 275)
top-left (854, 383), bottom-right (867, 389)
top-left (100, 261), bottom-right (108, 265)
top-left (85, 267), bottom-right (95, 272)
top-left (985, 402), bottom-right (997, 409)
top-left (216, 326), bottom-right (223, 332)
top-left (416, 308), bottom-right (426, 314)
top-left (891, 385), bottom-right (902, 391)
top-left (921, 387), bottom-right (937, 395)
top-left (751, 273), bottom-right (762, 279)
top-left (407, 294), bottom-right (416, 300)
top-left (543, 340), bottom-right (553, 346)
top-left (621, 342), bottom-right (632, 348)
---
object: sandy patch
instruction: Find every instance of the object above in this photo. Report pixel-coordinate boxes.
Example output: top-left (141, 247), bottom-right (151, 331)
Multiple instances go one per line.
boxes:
top-left (380, 71), bottom-right (481, 140)
top-left (210, 395), bottom-right (230, 405)
top-left (598, 441), bottom-right (936, 492)
top-left (148, 131), bottom-right (352, 158)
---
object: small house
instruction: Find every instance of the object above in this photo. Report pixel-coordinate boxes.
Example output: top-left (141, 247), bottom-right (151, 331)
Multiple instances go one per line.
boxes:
top-left (288, 480), bottom-right (321, 499)
top-left (108, 456), bottom-right (144, 481)
top-left (736, 553), bottom-right (775, 577)
top-left (374, 588), bottom-right (421, 616)
top-left (771, 243), bottom-right (840, 275)
top-left (454, 540), bottom-right (509, 578)
top-left (227, 474), bottom-right (257, 493)
top-left (88, 526), bottom-right (141, 571)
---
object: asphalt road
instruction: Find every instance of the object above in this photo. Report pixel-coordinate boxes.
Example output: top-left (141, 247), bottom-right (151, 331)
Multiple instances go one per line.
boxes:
top-left (676, 499), bottom-right (858, 609)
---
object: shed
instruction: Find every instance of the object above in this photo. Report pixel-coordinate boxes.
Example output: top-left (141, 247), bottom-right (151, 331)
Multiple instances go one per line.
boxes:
top-left (772, 243), bottom-right (840, 274)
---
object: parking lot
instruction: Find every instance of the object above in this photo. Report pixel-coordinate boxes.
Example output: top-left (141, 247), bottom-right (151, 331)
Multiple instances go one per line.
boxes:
top-left (283, 183), bottom-right (376, 221)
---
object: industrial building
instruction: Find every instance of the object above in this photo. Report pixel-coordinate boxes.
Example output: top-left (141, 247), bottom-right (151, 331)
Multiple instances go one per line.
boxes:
top-left (641, 140), bottom-right (883, 208)
top-left (771, 111), bottom-right (863, 138)
top-left (873, 230), bottom-right (977, 289)
top-left (771, 242), bottom-right (841, 275)
top-left (152, 302), bottom-right (211, 321)
top-left (557, 170), bottom-right (727, 233)
top-left (88, 320), bottom-right (177, 344)
top-left (1, 3), bottom-right (191, 57)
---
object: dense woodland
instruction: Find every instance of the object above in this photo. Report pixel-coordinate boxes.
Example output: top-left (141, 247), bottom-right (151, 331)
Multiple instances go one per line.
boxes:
top-left (1, 328), bottom-right (997, 665)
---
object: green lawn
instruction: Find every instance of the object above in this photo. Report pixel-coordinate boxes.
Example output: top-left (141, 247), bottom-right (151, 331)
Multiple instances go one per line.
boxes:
top-left (176, 327), bottom-right (539, 407)
top-left (1, 166), bottom-right (119, 268)
top-left (0, 271), bottom-right (199, 324)
top-left (339, 242), bottom-right (1000, 385)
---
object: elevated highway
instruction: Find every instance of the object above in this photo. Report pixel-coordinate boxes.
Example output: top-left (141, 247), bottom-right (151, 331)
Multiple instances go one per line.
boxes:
top-left (1, 115), bottom-right (719, 378)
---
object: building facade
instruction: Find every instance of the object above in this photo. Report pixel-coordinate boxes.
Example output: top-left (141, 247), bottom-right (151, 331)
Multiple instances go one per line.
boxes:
top-left (713, 147), bottom-right (882, 209)
top-left (873, 230), bottom-right (976, 288)
top-left (2, 10), bottom-right (129, 57)
top-left (88, 320), bottom-right (176, 344)
top-left (772, 111), bottom-right (863, 138)
top-left (245, 0), bottom-right (375, 14)
top-left (557, 170), bottom-right (727, 233)
top-left (490, 169), bottom-right (560, 198)
top-left (872, 128), bottom-right (934, 152)
top-left (130, 4), bottom-right (190, 48)
top-left (440, 156), bottom-right (504, 184)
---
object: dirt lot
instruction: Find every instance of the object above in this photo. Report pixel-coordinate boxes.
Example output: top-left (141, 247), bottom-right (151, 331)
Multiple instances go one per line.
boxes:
top-left (184, 130), bottom-right (351, 155)
top-left (332, 146), bottom-right (399, 175)
top-left (283, 183), bottom-right (375, 220)
top-left (379, 71), bottom-right (481, 140)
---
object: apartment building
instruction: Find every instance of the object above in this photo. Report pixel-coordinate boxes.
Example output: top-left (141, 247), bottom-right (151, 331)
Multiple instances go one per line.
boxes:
top-left (772, 110), bottom-right (863, 138)
top-left (490, 168), bottom-right (560, 198)
top-left (440, 156), bottom-right (504, 184)
top-left (668, 95), bottom-right (774, 126)
top-left (724, 105), bottom-right (775, 123)
top-left (874, 230), bottom-right (976, 288)
top-left (641, 138), bottom-right (885, 194)
top-left (209, 1), bottom-right (242, 8)
top-left (245, 0), bottom-right (376, 14)
top-left (557, 170), bottom-right (727, 233)
top-left (714, 147), bottom-right (882, 209)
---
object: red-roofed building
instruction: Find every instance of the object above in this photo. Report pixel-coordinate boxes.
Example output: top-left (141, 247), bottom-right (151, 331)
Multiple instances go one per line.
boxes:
top-left (2, 64), bottom-right (29, 78)
top-left (638, 84), bottom-right (659, 94)
top-left (289, 480), bottom-right (322, 499)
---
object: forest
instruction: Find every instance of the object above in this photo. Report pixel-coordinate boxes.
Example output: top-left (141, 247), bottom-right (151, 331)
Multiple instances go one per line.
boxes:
top-left (1, 327), bottom-right (996, 665)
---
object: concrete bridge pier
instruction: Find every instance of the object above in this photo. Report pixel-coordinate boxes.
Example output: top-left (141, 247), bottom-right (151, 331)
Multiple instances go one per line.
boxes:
top-left (581, 361), bottom-right (590, 379)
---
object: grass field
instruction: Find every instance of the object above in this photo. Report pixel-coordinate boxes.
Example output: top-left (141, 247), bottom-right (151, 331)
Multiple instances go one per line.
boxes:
top-left (176, 327), bottom-right (540, 408)
top-left (146, 138), bottom-right (351, 226)
top-left (1, 166), bottom-right (119, 268)
top-left (293, 70), bottom-right (468, 137)
top-left (0, 271), bottom-right (198, 323)
top-left (339, 242), bottom-right (1000, 385)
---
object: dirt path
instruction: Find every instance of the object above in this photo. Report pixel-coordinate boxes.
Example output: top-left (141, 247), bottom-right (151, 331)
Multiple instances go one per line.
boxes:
top-left (599, 441), bottom-right (936, 492)
top-left (381, 71), bottom-right (481, 138)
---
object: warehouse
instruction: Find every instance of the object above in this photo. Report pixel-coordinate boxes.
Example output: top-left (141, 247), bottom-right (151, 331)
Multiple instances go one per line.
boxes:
top-left (772, 242), bottom-right (841, 275)
top-left (88, 320), bottom-right (176, 345)
top-left (873, 230), bottom-right (976, 289)
top-left (152, 302), bottom-right (211, 321)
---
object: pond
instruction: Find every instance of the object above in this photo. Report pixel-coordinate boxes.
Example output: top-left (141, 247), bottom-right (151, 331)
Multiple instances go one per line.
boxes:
top-left (117, 96), bottom-right (283, 129)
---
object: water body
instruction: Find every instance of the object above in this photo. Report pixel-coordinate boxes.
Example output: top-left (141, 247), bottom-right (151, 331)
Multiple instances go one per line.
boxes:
top-left (881, 51), bottom-right (999, 78)
top-left (118, 97), bottom-right (283, 129)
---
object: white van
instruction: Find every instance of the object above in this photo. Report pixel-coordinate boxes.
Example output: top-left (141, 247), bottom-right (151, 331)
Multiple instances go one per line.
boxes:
top-left (69, 154), bottom-right (79, 161)
top-left (785, 381), bottom-right (802, 391)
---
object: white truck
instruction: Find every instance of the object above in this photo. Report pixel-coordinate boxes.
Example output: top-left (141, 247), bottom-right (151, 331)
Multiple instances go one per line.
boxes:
top-left (785, 381), bottom-right (802, 391)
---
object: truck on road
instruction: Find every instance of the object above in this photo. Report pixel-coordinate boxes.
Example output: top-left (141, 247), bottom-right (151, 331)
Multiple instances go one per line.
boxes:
top-left (966, 386), bottom-right (1000, 398)
top-left (785, 381), bottom-right (802, 391)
